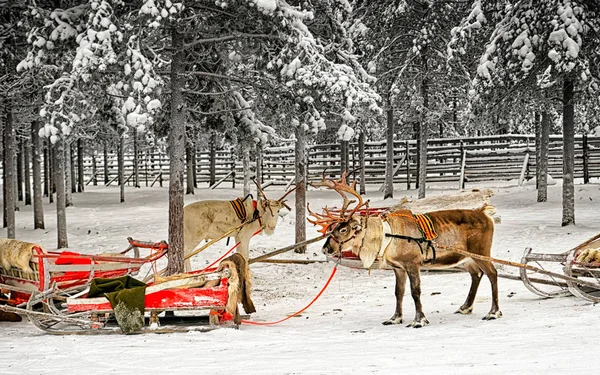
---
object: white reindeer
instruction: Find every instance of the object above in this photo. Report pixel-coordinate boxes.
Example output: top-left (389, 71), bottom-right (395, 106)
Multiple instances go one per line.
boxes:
top-left (183, 185), bottom-right (294, 271)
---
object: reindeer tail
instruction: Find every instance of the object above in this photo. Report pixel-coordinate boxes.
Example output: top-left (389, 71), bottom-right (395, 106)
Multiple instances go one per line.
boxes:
top-left (479, 203), bottom-right (497, 217)
top-left (241, 262), bottom-right (256, 314)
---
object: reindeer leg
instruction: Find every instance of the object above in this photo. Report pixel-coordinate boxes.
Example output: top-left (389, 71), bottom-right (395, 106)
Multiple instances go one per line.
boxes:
top-left (455, 260), bottom-right (483, 315)
top-left (382, 268), bottom-right (407, 325)
top-left (474, 259), bottom-right (502, 320)
top-left (235, 235), bottom-right (249, 261)
top-left (405, 264), bottom-right (429, 328)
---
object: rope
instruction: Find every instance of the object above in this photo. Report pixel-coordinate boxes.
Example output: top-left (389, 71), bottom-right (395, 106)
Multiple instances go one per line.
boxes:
top-left (241, 265), bottom-right (337, 326)
top-left (201, 229), bottom-right (262, 272)
top-left (184, 224), bottom-right (244, 261)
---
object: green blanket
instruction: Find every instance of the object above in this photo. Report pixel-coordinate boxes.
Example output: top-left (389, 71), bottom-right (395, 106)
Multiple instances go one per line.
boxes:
top-left (88, 276), bottom-right (147, 334)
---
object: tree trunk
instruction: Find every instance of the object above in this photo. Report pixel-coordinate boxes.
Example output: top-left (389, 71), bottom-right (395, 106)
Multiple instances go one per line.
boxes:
top-left (255, 143), bottom-right (263, 188)
top-left (192, 142), bottom-right (197, 188)
top-left (383, 94), bottom-right (394, 199)
top-left (17, 139), bottom-right (23, 202)
top-left (359, 130), bottom-right (366, 195)
top-left (3, 121), bottom-right (6, 229)
top-left (118, 131), bottom-right (125, 203)
top-left (133, 128), bottom-right (140, 188)
top-left (242, 146), bottom-right (250, 197)
top-left (54, 137), bottom-right (68, 248)
top-left (77, 139), bottom-right (84, 192)
top-left (3, 101), bottom-right (16, 238)
top-left (294, 125), bottom-right (307, 254)
top-left (562, 78), bottom-right (575, 226)
top-left (24, 138), bottom-right (32, 205)
top-left (535, 112), bottom-right (541, 189)
top-left (70, 142), bottom-right (76, 193)
top-left (31, 120), bottom-right (45, 229)
top-left (65, 142), bottom-right (73, 207)
top-left (340, 139), bottom-right (349, 180)
top-left (209, 132), bottom-right (216, 187)
top-left (103, 141), bottom-right (109, 185)
top-left (418, 57), bottom-right (429, 199)
top-left (538, 111), bottom-right (549, 203)
top-left (166, 27), bottom-right (187, 275)
top-left (186, 138), bottom-right (194, 194)
top-left (43, 142), bottom-right (50, 199)
top-left (92, 151), bottom-right (98, 186)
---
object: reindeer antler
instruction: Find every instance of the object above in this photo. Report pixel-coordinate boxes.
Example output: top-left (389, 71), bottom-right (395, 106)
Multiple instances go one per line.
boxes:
top-left (308, 170), bottom-right (369, 232)
top-left (253, 179), bottom-right (268, 200)
top-left (307, 203), bottom-right (345, 234)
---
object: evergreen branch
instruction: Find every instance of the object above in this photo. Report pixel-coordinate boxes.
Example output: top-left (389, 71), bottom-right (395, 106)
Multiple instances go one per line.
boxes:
top-left (186, 106), bottom-right (252, 116)
top-left (184, 32), bottom-right (280, 49)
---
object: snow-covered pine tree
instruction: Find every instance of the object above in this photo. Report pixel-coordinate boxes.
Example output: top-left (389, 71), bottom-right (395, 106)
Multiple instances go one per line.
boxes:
top-left (449, 0), bottom-right (600, 226)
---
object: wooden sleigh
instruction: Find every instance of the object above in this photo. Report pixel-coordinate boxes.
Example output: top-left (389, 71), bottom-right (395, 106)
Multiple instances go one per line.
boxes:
top-left (7, 267), bottom-right (236, 335)
top-left (0, 238), bottom-right (244, 334)
top-left (519, 233), bottom-right (600, 302)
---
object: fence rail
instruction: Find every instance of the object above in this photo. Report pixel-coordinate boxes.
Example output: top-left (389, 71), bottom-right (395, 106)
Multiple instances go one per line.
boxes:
top-left (78, 134), bottom-right (600, 189)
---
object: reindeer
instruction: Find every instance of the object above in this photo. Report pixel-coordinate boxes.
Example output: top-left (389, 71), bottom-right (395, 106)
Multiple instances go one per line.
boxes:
top-left (184, 184), bottom-right (294, 271)
top-left (309, 173), bottom-right (501, 328)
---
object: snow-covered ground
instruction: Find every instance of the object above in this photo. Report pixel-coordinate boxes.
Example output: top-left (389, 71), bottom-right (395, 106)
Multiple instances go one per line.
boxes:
top-left (2, 179), bottom-right (600, 374)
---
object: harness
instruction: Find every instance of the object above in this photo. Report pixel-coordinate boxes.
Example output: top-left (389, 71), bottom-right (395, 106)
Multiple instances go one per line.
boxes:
top-left (229, 194), bottom-right (260, 225)
top-left (382, 212), bottom-right (438, 263)
top-left (227, 195), bottom-right (262, 246)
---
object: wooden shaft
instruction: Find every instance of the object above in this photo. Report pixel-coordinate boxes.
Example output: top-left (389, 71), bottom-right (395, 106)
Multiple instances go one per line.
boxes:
top-left (249, 234), bottom-right (328, 264)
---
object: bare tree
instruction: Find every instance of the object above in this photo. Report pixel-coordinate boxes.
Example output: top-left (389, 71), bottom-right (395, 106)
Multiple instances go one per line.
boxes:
top-left (3, 99), bottom-right (16, 238)
top-left (54, 137), bottom-right (68, 248)
top-left (31, 120), bottom-right (45, 229)
top-left (166, 27), bottom-right (187, 275)
top-left (294, 125), bottom-right (307, 254)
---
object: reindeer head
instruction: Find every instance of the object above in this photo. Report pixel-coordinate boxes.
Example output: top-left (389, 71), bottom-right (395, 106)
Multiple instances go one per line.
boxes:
top-left (307, 171), bottom-right (368, 256)
top-left (254, 180), bottom-right (295, 235)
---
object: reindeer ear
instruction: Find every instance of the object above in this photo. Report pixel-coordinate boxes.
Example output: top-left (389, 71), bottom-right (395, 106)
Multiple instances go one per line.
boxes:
top-left (351, 222), bottom-right (363, 231)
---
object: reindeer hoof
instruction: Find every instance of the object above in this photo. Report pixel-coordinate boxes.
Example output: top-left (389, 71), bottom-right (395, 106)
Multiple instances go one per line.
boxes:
top-left (455, 306), bottom-right (473, 315)
top-left (482, 311), bottom-right (502, 320)
top-left (382, 315), bottom-right (403, 325)
top-left (406, 318), bottom-right (429, 328)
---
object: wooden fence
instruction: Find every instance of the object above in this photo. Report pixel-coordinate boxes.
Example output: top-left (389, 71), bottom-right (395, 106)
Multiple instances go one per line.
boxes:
top-left (81, 134), bottom-right (600, 189)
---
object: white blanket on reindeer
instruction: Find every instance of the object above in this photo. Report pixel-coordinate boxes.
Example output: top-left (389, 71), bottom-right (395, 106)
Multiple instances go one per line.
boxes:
top-left (390, 188), bottom-right (495, 214)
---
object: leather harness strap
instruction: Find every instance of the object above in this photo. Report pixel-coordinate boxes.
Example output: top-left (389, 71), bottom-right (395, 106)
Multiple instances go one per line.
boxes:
top-left (382, 211), bottom-right (438, 263)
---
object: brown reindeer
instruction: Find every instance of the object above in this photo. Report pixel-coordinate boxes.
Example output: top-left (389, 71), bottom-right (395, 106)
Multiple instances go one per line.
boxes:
top-left (310, 174), bottom-right (501, 328)
top-left (184, 184), bottom-right (294, 271)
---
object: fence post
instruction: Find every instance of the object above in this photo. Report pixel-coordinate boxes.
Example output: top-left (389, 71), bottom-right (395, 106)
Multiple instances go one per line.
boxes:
top-left (583, 133), bottom-right (589, 184)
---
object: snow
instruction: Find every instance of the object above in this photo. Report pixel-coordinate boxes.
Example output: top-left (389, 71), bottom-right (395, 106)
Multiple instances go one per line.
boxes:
top-left (3, 180), bottom-right (600, 373)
